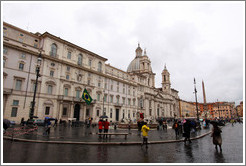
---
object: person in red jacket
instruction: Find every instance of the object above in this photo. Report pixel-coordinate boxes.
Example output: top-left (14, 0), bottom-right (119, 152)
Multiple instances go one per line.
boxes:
top-left (103, 119), bottom-right (110, 138)
top-left (98, 119), bottom-right (103, 138)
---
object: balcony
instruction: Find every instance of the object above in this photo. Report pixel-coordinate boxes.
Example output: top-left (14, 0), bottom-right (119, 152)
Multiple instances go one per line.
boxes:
top-left (114, 103), bottom-right (123, 107)
top-left (3, 88), bottom-right (12, 95)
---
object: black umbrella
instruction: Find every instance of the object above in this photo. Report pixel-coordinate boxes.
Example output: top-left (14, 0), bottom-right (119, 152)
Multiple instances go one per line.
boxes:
top-left (3, 119), bottom-right (10, 130)
top-left (48, 118), bottom-right (56, 121)
top-left (99, 115), bottom-right (108, 119)
top-left (30, 115), bottom-right (39, 119)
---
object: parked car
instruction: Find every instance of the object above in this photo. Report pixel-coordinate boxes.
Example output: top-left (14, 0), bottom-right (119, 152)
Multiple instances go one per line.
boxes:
top-left (34, 119), bottom-right (44, 126)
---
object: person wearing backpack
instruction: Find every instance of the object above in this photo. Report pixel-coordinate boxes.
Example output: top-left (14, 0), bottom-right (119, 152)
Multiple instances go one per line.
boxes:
top-left (173, 120), bottom-right (179, 138)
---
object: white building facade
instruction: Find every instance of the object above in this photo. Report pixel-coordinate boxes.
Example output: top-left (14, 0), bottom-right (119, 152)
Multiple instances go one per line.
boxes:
top-left (3, 22), bottom-right (180, 124)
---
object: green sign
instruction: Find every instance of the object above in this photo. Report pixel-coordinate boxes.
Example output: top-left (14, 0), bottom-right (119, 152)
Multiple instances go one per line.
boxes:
top-left (82, 88), bottom-right (93, 105)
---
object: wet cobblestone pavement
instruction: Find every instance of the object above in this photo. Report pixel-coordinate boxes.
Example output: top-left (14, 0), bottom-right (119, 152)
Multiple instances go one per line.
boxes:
top-left (4, 123), bottom-right (211, 143)
top-left (3, 123), bottom-right (244, 163)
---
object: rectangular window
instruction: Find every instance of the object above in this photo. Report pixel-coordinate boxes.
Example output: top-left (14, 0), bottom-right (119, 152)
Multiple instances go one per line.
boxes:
top-left (20, 53), bottom-right (26, 59)
top-left (104, 83), bottom-right (107, 89)
top-left (76, 90), bottom-right (80, 98)
top-left (19, 63), bottom-right (24, 70)
top-left (88, 59), bottom-right (92, 67)
top-left (63, 107), bottom-right (67, 116)
top-left (117, 86), bottom-right (119, 92)
top-left (50, 70), bottom-right (54, 77)
top-left (117, 97), bottom-right (119, 104)
top-left (48, 85), bottom-right (53, 94)
top-left (15, 80), bottom-right (22, 90)
top-left (98, 82), bottom-right (101, 87)
top-left (97, 110), bottom-right (100, 116)
top-left (67, 66), bottom-right (70, 71)
top-left (133, 100), bottom-right (135, 106)
top-left (123, 98), bottom-right (125, 105)
top-left (66, 75), bottom-right (69, 80)
top-left (86, 109), bottom-right (90, 116)
top-left (3, 47), bottom-right (8, 54)
top-left (67, 51), bottom-right (71, 59)
top-left (45, 107), bottom-right (50, 115)
top-left (104, 95), bottom-right (107, 102)
top-left (64, 88), bottom-right (68, 96)
top-left (128, 99), bottom-right (131, 106)
top-left (97, 94), bottom-right (100, 101)
top-left (33, 83), bottom-right (38, 92)
top-left (87, 80), bottom-right (90, 85)
top-left (3, 59), bottom-right (6, 67)
top-left (13, 100), bottom-right (19, 106)
top-left (110, 96), bottom-right (113, 103)
top-left (11, 107), bottom-right (18, 117)
top-left (111, 85), bottom-right (113, 90)
top-left (110, 109), bottom-right (112, 118)
top-left (123, 88), bottom-right (125, 94)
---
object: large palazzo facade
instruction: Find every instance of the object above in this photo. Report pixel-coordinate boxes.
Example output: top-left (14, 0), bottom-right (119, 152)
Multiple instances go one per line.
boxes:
top-left (3, 22), bottom-right (180, 124)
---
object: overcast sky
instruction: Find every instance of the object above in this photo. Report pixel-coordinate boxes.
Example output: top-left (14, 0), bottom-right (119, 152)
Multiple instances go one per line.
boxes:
top-left (2, 1), bottom-right (245, 105)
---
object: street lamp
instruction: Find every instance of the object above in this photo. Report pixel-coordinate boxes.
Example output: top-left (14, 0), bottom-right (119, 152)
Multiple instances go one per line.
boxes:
top-left (217, 99), bottom-right (220, 119)
top-left (29, 52), bottom-right (42, 122)
top-left (194, 78), bottom-right (199, 121)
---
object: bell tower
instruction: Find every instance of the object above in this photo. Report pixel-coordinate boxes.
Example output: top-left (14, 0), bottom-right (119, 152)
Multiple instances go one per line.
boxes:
top-left (162, 64), bottom-right (171, 93)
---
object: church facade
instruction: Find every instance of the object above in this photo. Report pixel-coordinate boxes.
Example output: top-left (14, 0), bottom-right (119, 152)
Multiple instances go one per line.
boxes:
top-left (3, 22), bottom-right (180, 124)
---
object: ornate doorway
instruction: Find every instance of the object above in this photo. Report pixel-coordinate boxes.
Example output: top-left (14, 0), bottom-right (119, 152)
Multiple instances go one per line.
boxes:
top-left (74, 104), bottom-right (80, 121)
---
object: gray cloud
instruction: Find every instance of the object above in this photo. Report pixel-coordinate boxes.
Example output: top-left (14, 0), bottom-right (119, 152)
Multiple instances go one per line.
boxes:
top-left (2, 1), bottom-right (244, 105)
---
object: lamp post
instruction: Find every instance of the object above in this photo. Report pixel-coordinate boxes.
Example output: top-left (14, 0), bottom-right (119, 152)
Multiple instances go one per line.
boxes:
top-left (29, 52), bottom-right (42, 121)
top-left (102, 90), bottom-right (105, 116)
top-left (194, 78), bottom-right (199, 121)
top-left (217, 99), bottom-right (220, 119)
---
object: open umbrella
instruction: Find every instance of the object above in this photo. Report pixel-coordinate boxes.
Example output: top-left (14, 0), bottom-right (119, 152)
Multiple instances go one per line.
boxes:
top-left (99, 115), bottom-right (108, 119)
top-left (3, 119), bottom-right (10, 130)
top-left (48, 118), bottom-right (56, 121)
top-left (30, 115), bottom-right (39, 119)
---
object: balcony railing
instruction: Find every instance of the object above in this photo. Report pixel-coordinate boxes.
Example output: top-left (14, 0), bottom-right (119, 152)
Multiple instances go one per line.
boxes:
top-left (114, 103), bottom-right (123, 107)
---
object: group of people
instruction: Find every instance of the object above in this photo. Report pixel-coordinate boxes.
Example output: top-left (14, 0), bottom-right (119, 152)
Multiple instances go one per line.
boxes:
top-left (98, 119), bottom-right (110, 138)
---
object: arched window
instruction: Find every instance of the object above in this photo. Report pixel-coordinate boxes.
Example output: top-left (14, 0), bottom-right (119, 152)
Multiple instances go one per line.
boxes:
top-left (98, 61), bottom-right (102, 72)
top-left (78, 54), bottom-right (83, 66)
top-left (50, 43), bottom-right (57, 57)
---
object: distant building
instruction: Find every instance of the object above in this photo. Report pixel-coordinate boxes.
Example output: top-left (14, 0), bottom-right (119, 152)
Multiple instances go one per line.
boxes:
top-left (179, 100), bottom-right (197, 118)
top-left (236, 101), bottom-right (243, 117)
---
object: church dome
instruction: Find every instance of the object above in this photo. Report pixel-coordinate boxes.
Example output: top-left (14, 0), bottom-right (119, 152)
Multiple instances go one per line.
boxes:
top-left (127, 56), bottom-right (141, 72)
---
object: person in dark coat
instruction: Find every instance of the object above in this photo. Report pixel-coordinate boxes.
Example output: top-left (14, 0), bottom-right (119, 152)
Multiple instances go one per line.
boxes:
top-left (211, 122), bottom-right (222, 152)
top-left (183, 119), bottom-right (192, 144)
top-left (172, 120), bottom-right (179, 138)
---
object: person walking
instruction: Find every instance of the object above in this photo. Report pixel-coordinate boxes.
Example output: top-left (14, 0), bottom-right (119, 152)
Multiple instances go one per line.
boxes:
top-left (98, 119), bottom-right (103, 138)
top-left (141, 122), bottom-right (150, 148)
top-left (44, 119), bottom-right (51, 136)
top-left (172, 120), bottom-right (179, 138)
top-left (103, 119), bottom-right (110, 138)
top-left (183, 119), bottom-right (192, 144)
top-left (53, 118), bottom-right (58, 127)
top-left (211, 121), bottom-right (222, 152)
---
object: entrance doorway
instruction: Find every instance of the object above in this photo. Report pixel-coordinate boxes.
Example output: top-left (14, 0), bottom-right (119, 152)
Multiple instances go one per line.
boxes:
top-left (116, 109), bottom-right (119, 121)
top-left (74, 104), bottom-right (80, 121)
